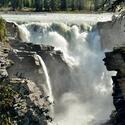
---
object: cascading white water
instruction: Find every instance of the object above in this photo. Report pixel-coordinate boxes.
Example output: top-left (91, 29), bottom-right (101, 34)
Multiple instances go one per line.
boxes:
top-left (36, 54), bottom-right (54, 103)
top-left (7, 14), bottom-right (116, 125)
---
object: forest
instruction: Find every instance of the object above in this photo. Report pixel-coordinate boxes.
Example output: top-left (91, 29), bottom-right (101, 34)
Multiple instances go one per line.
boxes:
top-left (0, 0), bottom-right (124, 12)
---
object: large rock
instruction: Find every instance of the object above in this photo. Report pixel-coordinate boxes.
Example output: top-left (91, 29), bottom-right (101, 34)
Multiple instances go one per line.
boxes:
top-left (0, 42), bottom-right (52, 125)
top-left (10, 78), bottom-right (50, 125)
top-left (98, 14), bottom-right (125, 49)
top-left (8, 42), bottom-right (72, 99)
top-left (6, 21), bottom-right (20, 40)
top-left (103, 47), bottom-right (125, 125)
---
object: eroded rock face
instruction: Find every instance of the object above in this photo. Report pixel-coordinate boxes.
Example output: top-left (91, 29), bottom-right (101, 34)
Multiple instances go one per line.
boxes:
top-left (98, 15), bottom-right (125, 49)
top-left (8, 50), bottom-right (46, 94)
top-left (8, 41), bottom-right (72, 99)
top-left (0, 42), bottom-right (52, 125)
top-left (0, 43), bottom-right (10, 80)
top-left (6, 21), bottom-right (20, 40)
top-left (104, 47), bottom-right (125, 125)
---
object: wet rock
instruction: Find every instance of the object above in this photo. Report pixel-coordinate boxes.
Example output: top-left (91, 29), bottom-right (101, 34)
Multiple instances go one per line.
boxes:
top-left (6, 21), bottom-right (20, 40)
top-left (8, 41), bottom-right (72, 99)
top-left (31, 44), bottom-right (54, 52)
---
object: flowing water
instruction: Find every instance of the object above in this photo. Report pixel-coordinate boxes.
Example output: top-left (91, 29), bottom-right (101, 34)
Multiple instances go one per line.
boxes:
top-left (36, 54), bottom-right (54, 103)
top-left (2, 13), bottom-right (116, 125)
top-left (2, 13), bottom-right (113, 23)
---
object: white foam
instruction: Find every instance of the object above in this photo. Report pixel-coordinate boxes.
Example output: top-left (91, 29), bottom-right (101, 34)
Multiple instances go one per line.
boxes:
top-left (16, 20), bottom-right (115, 125)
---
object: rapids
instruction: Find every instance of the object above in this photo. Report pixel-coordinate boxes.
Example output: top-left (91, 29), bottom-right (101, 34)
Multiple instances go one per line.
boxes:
top-left (1, 13), bottom-right (113, 23)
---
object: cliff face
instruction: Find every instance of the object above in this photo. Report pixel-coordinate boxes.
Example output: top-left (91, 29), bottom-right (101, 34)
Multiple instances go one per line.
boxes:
top-left (103, 47), bottom-right (125, 125)
top-left (0, 20), bottom-right (73, 124)
top-left (98, 14), bottom-right (125, 49)
top-left (7, 41), bottom-right (72, 99)
top-left (0, 42), bottom-right (52, 125)
top-left (4, 16), bottom-right (125, 124)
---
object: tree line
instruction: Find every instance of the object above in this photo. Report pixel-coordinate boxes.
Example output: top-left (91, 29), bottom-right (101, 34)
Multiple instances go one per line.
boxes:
top-left (0, 0), bottom-right (124, 12)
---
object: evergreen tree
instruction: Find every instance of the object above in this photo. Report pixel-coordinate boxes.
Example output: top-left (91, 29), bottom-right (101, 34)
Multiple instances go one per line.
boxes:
top-left (31, 0), bottom-right (35, 8)
top-left (77, 0), bottom-right (84, 10)
top-left (60, 0), bottom-right (67, 10)
top-left (18, 0), bottom-right (23, 9)
top-left (0, 0), bottom-right (122, 12)
top-left (44, 0), bottom-right (50, 11)
top-left (35, 0), bottom-right (43, 11)
top-left (71, 0), bottom-right (75, 10)
top-left (93, 0), bottom-right (99, 11)
top-left (11, 0), bottom-right (18, 11)
top-left (50, 0), bottom-right (56, 11)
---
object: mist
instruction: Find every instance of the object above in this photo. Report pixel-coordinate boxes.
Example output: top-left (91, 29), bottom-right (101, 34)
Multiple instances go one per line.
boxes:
top-left (18, 22), bottom-right (116, 125)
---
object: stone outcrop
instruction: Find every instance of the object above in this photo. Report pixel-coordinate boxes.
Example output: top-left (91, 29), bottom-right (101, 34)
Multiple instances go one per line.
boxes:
top-left (0, 43), bottom-right (10, 80)
top-left (0, 42), bottom-right (52, 125)
top-left (103, 47), bottom-right (125, 125)
top-left (8, 39), bottom-right (72, 99)
top-left (97, 14), bottom-right (125, 49)
top-left (0, 20), bottom-right (74, 124)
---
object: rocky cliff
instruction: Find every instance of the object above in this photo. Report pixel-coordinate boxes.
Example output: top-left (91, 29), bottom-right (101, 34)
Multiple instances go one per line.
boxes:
top-left (0, 20), bottom-right (73, 125)
top-left (7, 21), bottom-right (73, 99)
top-left (3, 15), bottom-right (125, 124)
top-left (0, 41), bottom-right (54, 125)
top-left (98, 14), bottom-right (125, 49)
top-left (103, 47), bottom-right (125, 125)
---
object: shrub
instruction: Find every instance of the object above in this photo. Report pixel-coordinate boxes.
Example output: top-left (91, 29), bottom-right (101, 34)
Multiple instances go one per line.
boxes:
top-left (0, 17), bottom-right (7, 43)
top-left (0, 82), bottom-right (18, 125)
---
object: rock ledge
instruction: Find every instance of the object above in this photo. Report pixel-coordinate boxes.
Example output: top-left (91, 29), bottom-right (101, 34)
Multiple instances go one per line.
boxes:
top-left (104, 47), bottom-right (125, 125)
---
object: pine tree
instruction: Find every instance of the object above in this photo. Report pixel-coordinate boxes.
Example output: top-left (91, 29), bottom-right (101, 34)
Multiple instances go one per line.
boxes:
top-left (18, 0), bottom-right (23, 9)
top-left (71, 0), bottom-right (75, 10)
top-left (50, 0), bottom-right (56, 11)
top-left (35, 0), bottom-right (41, 11)
top-left (11, 0), bottom-right (18, 11)
top-left (44, 0), bottom-right (50, 11)
top-left (77, 0), bottom-right (84, 10)
top-left (60, 0), bottom-right (67, 10)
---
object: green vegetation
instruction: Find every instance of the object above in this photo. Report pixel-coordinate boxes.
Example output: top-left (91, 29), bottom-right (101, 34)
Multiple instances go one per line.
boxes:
top-left (0, 0), bottom-right (124, 12)
top-left (0, 82), bottom-right (18, 125)
top-left (0, 18), bottom-right (7, 43)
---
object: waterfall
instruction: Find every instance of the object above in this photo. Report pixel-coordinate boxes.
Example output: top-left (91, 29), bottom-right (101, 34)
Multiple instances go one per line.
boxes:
top-left (36, 54), bottom-right (54, 103)
top-left (18, 24), bottom-right (31, 42)
top-left (14, 20), bottom-right (115, 125)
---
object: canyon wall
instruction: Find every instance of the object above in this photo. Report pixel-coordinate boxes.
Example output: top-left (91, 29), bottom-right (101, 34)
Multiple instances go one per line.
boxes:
top-left (0, 42), bottom-right (52, 125)
top-left (98, 14), bottom-right (125, 49)
top-left (2, 14), bottom-right (125, 125)
top-left (104, 47), bottom-right (125, 125)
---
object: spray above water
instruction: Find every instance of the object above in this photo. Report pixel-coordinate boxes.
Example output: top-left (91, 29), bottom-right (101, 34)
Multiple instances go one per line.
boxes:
top-left (17, 21), bottom-right (115, 125)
